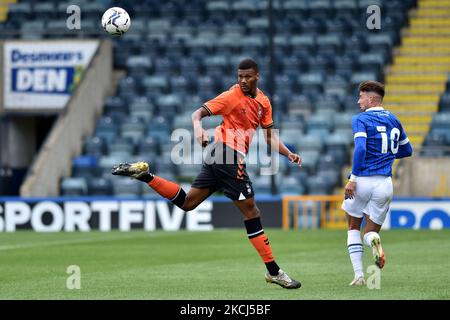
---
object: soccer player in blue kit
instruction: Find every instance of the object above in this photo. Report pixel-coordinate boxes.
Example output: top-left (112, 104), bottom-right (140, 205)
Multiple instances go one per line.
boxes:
top-left (342, 81), bottom-right (413, 286)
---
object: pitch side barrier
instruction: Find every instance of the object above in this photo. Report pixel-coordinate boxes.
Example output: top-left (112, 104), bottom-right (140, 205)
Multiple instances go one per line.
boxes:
top-left (0, 196), bottom-right (449, 232)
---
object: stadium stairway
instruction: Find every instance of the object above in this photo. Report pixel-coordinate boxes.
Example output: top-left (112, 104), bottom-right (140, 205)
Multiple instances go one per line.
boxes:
top-left (385, 0), bottom-right (450, 156)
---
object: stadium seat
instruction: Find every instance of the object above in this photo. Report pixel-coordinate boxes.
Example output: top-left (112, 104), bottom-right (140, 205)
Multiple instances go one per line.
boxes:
top-left (306, 174), bottom-right (335, 194)
top-left (126, 56), bottom-right (153, 77)
top-left (61, 177), bottom-right (88, 196)
top-left (253, 176), bottom-right (272, 194)
top-left (317, 168), bottom-right (340, 187)
top-left (112, 178), bottom-right (142, 198)
top-left (289, 35), bottom-right (316, 55)
top-left (87, 178), bottom-right (113, 196)
top-left (108, 137), bottom-right (135, 157)
top-left (120, 116), bottom-right (147, 144)
top-left (95, 116), bottom-right (119, 144)
top-left (279, 177), bottom-right (305, 195)
top-left (334, 113), bottom-right (354, 130)
top-left (306, 113), bottom-right (333, 132)
top-left (71, 155), bottom-right (99, 180)
top-left (129, 97), bottom-right (155, 122)
top-left (431, 113), bottom-right (450, 130)
top-left (439, 93), bottom-right (450, 112)
top-left (298, 73), bottom-right (324, 96)
top-left (156, 94), bottom-right (183, 116)
top-left (298, 150), bottom-right (320, 174)
top-left (83, 136), bottom-right (106, 157)
top-left (297, 134), bottom-right (324, 153)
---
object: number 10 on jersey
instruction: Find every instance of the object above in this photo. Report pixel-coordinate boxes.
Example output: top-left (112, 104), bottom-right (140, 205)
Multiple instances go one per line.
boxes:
top-left (377, 126), bottom-right (400, 154)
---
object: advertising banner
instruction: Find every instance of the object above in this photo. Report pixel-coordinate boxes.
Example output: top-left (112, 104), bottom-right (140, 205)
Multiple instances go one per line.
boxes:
top-left (3, 40), bottom-right (99, 110)
top-left (0, 198), bottom-right (282, 232)
top-left (385, 200), bottom-right (450, 230)
top-left (1, 197), bottom-right (447, 232)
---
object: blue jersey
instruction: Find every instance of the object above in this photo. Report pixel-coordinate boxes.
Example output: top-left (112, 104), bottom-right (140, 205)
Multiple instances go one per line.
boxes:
top-left (351, 107), bottom-right (409, 177)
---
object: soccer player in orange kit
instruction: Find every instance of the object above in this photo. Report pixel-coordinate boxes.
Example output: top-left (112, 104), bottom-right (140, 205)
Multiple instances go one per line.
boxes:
top-left (112, 58), bottom-right (302, 289)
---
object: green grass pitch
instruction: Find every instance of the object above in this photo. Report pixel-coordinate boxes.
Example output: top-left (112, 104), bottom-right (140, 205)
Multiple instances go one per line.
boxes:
top-left (0, 229), bottom-right (449, 299)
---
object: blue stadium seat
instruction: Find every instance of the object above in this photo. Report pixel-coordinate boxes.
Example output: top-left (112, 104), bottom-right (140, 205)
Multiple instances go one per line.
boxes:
top-left (112, 178), bottom-right (142, 198)
top-left (71, 155), bottom-right (99, 180)
top-left (143, 75), bottom-right (169, 94)
top-left (298, 73), bottom-right (324, 96)
top-left (126, 56), bottom-right (153, 77)
top-left (279, 176), bottom-right (305, 195)
top-left (287, 94), bottom-right (314, 117)
top-left (334, 113), bottom-right (354, 130)
top-left (129, 96), bottom-right (155, 122)
top-left (306, 175), bottom-right (333, 195)
top-left (95, 116), bottom-right (119, 144)
top-left (289, 35), bottom-right (316, 55)
top-left (316, 34), bottom-right (343, 55)
top-left (431, 113), bottom-right (450, 130)
top-left (121, 117), bottom-right (147, 145)
top-left (299, 150), bottom-right (320, 174)
top-left (156, 94), bottom-right (183, 116)
top-left (306, 113), bottom-right (333, 132)
top-left (317, 169), bottom-right (340, 188)
top-left (88, 178), bottom-right (113, 196)
top-left (61, 177), bottom-right (88, 196)
top-left (315, 93), bottom-right (342, 112)
top-left (317, 152), bottom-right (342, 172)
top-left (439, 93), bottom-right (450, 112)
top-left (253, 176), bottom-right (272, 194)
top-left (297, 134), bottom-right (324, 153)
top-left (323, 79), bottom-right (349, 101)
top-left (84, 136), bottom-right (106, 157)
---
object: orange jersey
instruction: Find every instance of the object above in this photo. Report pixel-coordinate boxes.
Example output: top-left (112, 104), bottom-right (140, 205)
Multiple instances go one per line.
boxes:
top-left (203, 84), bottom-right (274, 155)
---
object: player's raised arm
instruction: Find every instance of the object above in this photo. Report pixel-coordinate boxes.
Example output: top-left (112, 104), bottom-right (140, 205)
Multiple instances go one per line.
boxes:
top-left (263, 127), bottom-right (302, 166)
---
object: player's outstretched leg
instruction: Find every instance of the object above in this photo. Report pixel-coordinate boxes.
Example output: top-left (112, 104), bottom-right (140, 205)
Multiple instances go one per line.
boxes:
top-left (235, 199), bottom-right (301, 289)
top-left (111, 161), bottom-right (187, 209)
top-left (112, 161), bottom-right (212, 211)
top-left (364, 232), bottom-right (385, 269)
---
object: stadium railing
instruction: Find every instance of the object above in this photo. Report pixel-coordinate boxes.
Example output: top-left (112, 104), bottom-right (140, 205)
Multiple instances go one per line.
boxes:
top-left (282, 195), bottom-right (346, 230)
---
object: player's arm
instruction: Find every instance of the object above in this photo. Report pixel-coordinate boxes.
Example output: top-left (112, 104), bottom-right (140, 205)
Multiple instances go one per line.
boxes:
top-left (396, 141), bottom-right (413, 158)
top-left (263, 127), bottom-right (302, 166)
top-left (345, 117), bottom-right (367, 199)
top-left (191, 106), bottom-right (210, 147)
top-left (395, 130), bottom-right (413, 159)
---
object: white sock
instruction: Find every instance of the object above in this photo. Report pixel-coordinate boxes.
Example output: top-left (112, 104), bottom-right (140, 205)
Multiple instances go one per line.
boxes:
top-left (363, 231), bottom-right (379, 247)
top-left (347, 230), bottom-right (364, 278)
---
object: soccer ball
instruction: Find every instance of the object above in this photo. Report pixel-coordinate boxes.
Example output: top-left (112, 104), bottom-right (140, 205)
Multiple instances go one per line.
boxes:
top-left (101, 7), bottom-right (131, 36)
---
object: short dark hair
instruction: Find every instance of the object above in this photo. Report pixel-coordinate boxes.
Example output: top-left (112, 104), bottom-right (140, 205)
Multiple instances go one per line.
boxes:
top-left (238, 58), bottom-right (259, 72)
top-left (359, 80), bottom-right (385, 98)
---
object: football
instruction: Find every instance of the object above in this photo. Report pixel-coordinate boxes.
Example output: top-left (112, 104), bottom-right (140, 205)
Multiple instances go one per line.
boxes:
top-left (101, 7), bottom-right (131, 36)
